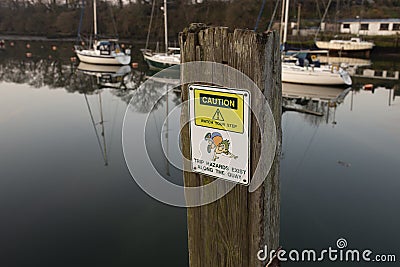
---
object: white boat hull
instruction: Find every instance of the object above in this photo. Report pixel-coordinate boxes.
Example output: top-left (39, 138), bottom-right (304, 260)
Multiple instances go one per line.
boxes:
top-left (76, 49), bottom-right (131, 65)
top-left (282, 64), bottom-right (352, 86)
top-left (315, 40), bottom-right (374, 51)
top-left (143, 52), bottom-right (180, 70)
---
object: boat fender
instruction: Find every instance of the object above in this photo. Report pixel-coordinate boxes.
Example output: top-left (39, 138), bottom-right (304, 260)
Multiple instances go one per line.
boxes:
top-left (363, 84), bottom-right (373, 90)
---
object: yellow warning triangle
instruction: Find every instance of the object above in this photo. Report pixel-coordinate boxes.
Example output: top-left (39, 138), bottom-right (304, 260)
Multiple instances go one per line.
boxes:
top-left (212, 108), bottom-right (224, 121)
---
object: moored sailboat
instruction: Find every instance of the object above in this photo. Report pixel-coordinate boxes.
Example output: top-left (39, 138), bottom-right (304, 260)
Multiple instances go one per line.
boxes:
top-left (74, 0), bottom-right (131, 65)
top-left (282, 51), bottom-right (352, 86)
top-left (280, 0), bottom-right (352, 86)
top-left (141, 0), bottom-right (180, 70)
top-left (315, 38), bottom-right (375, 53)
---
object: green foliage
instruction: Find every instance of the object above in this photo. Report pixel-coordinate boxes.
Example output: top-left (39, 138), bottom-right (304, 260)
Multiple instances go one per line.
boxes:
top-left (0, 0), bottom-right (399, 40)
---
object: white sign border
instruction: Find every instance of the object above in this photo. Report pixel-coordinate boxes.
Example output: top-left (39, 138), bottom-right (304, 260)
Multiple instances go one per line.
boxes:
top-left (188, 84), bottom-right (251, 186)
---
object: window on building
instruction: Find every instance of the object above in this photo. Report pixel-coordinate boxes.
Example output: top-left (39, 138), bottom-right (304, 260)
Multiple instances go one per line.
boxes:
top-left (343, 23), bottom-right (350, 29)
top-left (360, 23), bottom-right (369, 30)
top-left (380, 23), bottom-right (389, 30)
top-left (393, 23), bottom-right (400, 30)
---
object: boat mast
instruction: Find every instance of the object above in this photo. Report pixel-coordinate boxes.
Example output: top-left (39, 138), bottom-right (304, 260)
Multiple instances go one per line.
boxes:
top-left (296, 3), bottom-right (301, 36)
top-left (283, 0), bottom-right (289, 48)
top-left (93, 0), bottom-right (98, 39)
top-left (163, 0), bottom-right (168, 53)
top-left (279, 0), bottom-right (286, 45)
top-left (145, 0), bottom-right (156, 51)
top-left (99, 92), bottom-right (108, 166)
top-left (165, 85), bottom-right (170, 176)
top-left (314, 0), bottom-right (333, 40)
top-left (84, 92), bottom-right (108, 166)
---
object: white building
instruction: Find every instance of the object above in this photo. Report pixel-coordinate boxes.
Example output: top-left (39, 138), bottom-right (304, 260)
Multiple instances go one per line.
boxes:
top-left (339, 18), bottom-right (400, 36)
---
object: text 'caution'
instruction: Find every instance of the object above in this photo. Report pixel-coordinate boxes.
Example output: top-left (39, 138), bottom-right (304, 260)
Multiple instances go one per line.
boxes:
top-left (194, 88), bottom-right (245, 133)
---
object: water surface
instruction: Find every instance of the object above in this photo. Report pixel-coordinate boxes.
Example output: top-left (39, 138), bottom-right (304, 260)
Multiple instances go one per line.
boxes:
top-left (0, 40), bottom-right (399, 266)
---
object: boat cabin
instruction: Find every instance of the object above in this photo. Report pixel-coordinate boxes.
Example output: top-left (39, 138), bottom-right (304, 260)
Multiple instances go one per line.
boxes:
top-left (167, 47), bottom-right (180, 55)
top-left (350, 38), bottom-right (361, 43)
top-left (284, 51), bottom-right (322, 67)
top-left (95, 40), bottom-right (121, 55)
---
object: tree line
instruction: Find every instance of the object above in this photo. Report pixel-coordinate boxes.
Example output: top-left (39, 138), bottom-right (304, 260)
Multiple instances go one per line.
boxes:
top-left (1, 0), bottom-right (400, 43)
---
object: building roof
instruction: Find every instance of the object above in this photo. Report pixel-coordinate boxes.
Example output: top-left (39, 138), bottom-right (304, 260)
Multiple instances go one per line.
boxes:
top-left (339, 18), bottom-right (400, 23)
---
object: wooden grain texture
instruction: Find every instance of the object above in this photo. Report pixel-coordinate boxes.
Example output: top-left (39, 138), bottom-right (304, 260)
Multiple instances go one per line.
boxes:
top-left (180, 25), bottom-right (282, 267)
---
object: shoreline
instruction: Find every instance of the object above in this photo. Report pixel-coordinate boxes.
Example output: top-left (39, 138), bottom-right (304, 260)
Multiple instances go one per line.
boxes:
top-left (1, 34), bottom-right (399, 51)
top-left (0, 35), bottom-right (76, 42)
top-left (286, 34), bottom-right (400, 54)
top-left (0, 34), bottom-right (148, 45)
top-left (1, 34), bottom-right (399, 57)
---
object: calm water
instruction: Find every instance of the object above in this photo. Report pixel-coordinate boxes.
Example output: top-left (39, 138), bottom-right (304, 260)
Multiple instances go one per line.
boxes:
top-left (0, 41), bottom-right (399, 266)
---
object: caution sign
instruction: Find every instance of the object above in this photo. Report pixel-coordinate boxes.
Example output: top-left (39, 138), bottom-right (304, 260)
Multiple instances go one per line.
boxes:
top-left (189, 84), bottom-right (251, 185)
top-left (193, 88), bottom-right (245, 133)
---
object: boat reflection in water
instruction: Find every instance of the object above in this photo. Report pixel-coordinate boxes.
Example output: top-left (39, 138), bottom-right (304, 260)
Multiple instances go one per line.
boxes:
top-left (124, 65), bottom-right (183, 184)
top-left (282, 83), bottom-right (352, 125)
top-left (318, 56), bottom-right (372, 68)
top-left (283, 83), bottom-right (349, 101)
top-left (77, 62), bottom-right (133, 89)
top-left (75, 62), bottom-right (152, 166)
top-left (76, 63), bottom-right (132, 166)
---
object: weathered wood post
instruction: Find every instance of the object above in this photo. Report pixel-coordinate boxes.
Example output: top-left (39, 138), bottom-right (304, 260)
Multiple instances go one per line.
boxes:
top-left (179, 25), bottom-right (282, 267)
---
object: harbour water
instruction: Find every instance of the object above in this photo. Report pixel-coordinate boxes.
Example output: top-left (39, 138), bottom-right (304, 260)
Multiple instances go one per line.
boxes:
top-left (0, 41), bottom-right (399, 266)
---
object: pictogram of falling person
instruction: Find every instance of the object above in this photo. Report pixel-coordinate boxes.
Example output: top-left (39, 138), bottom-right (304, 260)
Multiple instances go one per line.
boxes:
top-left (204, 132), bottom-right (238, 161)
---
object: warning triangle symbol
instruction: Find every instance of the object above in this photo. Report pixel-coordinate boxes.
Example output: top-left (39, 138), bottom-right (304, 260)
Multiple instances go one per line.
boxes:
top-left (212, 108), bottom-right (224, 121)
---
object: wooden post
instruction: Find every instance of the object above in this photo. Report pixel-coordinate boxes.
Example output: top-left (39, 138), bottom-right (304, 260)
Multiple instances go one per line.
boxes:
top-left (179, 25), bottom-right (282, 267)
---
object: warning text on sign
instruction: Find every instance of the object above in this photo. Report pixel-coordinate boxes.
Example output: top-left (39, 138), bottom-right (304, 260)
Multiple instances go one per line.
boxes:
top-left (193, 158), bottom-right (247, 182)
top-left (199, 93), bottom-right (238, 109)
top-left (194, 89), bottom-right (245, 134)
